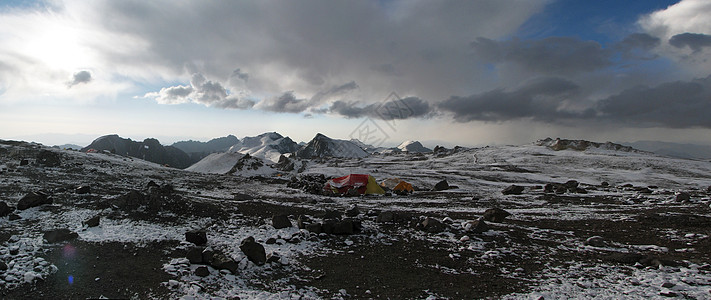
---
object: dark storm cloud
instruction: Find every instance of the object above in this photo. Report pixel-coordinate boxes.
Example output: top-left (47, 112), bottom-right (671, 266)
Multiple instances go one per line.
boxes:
top-left (438, 77), bottom-right (588, 122)
top-left (597, 75), bottom-right (711, 128)
top-left (328, 96), bottom-right (433, 120)
top-left (470, 37), bottom-right (612, 74)
top-left (614, 33), bottom-right (660, 59)
top-left (309, 81), bottom-right (359, 103)
top-left (67, 70), bottom-right (92, 87)
top-left (230, 69), bottom-right (249, 82)
top-left (256, 91), bottom-right (310, 113)
top-left (669, 33), bottom-right (711, 52)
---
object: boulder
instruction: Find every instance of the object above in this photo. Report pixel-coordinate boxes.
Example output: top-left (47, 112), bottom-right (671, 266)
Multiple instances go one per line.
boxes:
top-left (0, 201), bottom-right (11, 217)
top-left (187, 247), bottom-right (204, 264)
top-left (266, 237), bottom-right (277, 244)
top-left (0, 261), bottom-right (7, 271)
top-left (564, 180), bottom-right (579, 189)
top-left (211, 252), bottom-right (238, 273)
top-left (233, 193), bottom-right (254, 201)
top-left (272, 214), bottom-right (292, 229)
top-left (433, 180), bottom-right (449, 191)
top-left (82, 215), bottom-right (100, 227)
top-left (675, 192), bottom-right (691, 202)
top-left (19, 159), bottom-right (29, 166)
top-left (201, 248), bottom-right (214, 265)
top-left (482, 208), bottom-right (511, 222)
top-left (501, 185), bottom-right (525, 195)
top-left (463, 220), bottom-right (489, 233)
top-left (584, 236), bottom-right (607, 247)
top-left (75, 186), bottom-right (91, 195)
top-left (37, 150), bottom-right (61, 167)
top-left (43, 229), bottom-right (78, 243)
top-left (322, 219), bottom-right (336, 234)
top-left (419, 217), bottom-right (447, 233)
top-left (195, 266), bottom-right (210, 277)
top-left (305, 223), bottom-right (323, 234)
top-left (185, 230), bottom-right (207, 246)
top-left (345, 205), bottom-right (360, 217)
top-left (376, 211), bottom-right (395, 223)
top-left (8, 214), bottom-right (20, 221)
top-left (17, 191), bottom-right (52, 210)
top-left (333, 219), bottom-right (354, 235)
top-left (266, 253), bottom-right (281, 264)
top-left (240, 236), bottom-right (266, 266)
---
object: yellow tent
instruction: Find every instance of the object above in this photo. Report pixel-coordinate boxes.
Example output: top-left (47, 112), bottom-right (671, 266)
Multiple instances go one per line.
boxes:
top-left (365, 175), bottom-right (386, 194)
top-left (393, 181), bottom-right (414, 193)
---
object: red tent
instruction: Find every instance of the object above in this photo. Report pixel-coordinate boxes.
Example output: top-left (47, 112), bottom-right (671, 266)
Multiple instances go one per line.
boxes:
top-left (324, 174), bottom-right (385, 195)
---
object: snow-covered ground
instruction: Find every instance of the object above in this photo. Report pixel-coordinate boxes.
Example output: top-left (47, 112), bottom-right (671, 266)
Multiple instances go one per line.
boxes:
top-left (1, 139), bottom-right (711, 298)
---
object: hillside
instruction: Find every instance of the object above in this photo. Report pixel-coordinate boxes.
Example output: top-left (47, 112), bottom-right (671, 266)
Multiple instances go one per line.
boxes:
top-left (296, 133), bottom-right (369, 159)
top-left (171, 135), bottom-right (240, 163)
top-left (81, 135), bottom-right (193, 168)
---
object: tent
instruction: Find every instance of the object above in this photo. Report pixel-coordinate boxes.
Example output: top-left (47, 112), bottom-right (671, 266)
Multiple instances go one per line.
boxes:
top-left (324, 174), bottom-right (385, 195)
top-left (393, 181), bottom-right (414, 193)
top-left (380, 178), bottom-right (401, 190)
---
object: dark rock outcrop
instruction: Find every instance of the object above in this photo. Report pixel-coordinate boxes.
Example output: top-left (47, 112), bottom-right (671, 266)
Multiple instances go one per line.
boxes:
top-left (433, 180), bottom-right (449, 191)
top-left (37, 150), bottom-right (61, 167)
top-left (501, 185), bottom-right (524, 195)
top-left (185, 230), bottom-right (207, 246)
top-left (272, 214), bottom-right (292, 229)
top-left (82, 134), bottom-right (192, 168)
top-left (0, 201), bottom-right (11, 217)
top-left (240, 236), bottom-right (266, 266)
top-left (482, 208), bottom-right (511, 222)
top-left (43, 229), bottom-right (78, 243)
top-left (83, 215), bottom-right (100, 227)
top-left (17, 191), bottom-right (52, 210)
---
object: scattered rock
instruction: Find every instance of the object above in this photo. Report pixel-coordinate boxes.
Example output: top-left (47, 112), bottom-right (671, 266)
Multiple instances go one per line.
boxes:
top-left (661, 282), bottom-right (675, 288)
top-left (433, 180), bottom-right (449, 191)
top-left (211, 252), bottom-right (238, 273)
top-left (75, 186), bottom-right (91, 194)
top-left (584, 236), bottom-right (607, 247)
top-left (43, 229), bottom-right (78, 243)
top-left (187, 247), bottom-right (204, 264)
top-left (296, 215), bottom-right (309, 229)
top-left (305, 223), bottom-right (323, 234)
top-left (17, 191), bottom-right (52, 210)
top-left (19, 159), bottom-right (29, 166)
top-left (376, 211), bottom-right (395, 223)
top-left (659, 291), bottom-right (678, 297)
top-left (601, 181), bottom-right (610, 187)
top-left (502, 185), bottom-right (525, 195)
top-left (675, 192), bottom-right (691, 202)
top-left (82, 215), bottom-right (100, 227)
top-left (272, 214), bottom-right (292, 229)
top-left (333, 219), bottom-right (354, 235)
top-left (202, 248), bottom-right (214, 265)
top-left (419, 217), bottom-right (447, 233)
top-left (564, 180), bottom-right (579, 189)
top-left (0, 261), bottom-right (7, 271)
top-left (8, 214), bottom-right (20, 221)
top-left (37, 150), bottom-right (61, 167)
top-left (482, 208), bottom-right (511, 222)
top-left (463, 219), bottom-right (488, 233)
top-left (195, 266), bottom-right (210, 277)
top-left (240, 236), bottom-right (266, 266)
top-left (266, 237), bottom-right (277, 244)
top-left (266, 253), bottom-right (281, 264)
top-left (185, 230), bottom-right (207, 246)
top-left (345, 205), bottom-right (360, 217)
top-left (233, 193), bottom-right (254, 201)
top-left (0, 201), bottom-right (11, 217)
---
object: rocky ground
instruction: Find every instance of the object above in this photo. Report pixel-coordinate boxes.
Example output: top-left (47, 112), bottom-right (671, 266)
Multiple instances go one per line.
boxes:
top-left (1, 139), bottom-right (711, 299)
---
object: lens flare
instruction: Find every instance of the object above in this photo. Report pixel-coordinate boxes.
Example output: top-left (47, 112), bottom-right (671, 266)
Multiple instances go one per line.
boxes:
top-left (68, 275), bottom-right (74, 285)
top-left (63, 243), bottom-right (77, 259)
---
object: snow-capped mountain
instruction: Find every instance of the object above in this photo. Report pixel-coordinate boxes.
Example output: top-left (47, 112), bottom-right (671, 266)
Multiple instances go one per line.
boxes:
top-left (536, 138), bottom-right (639, 152)
top-left (171, 135), bottom-right (240, 162)
top-left (82, 134), bottom-right (192, 168)
top-left (397, 140), bottom-right (432, 153)
top-left (296, 133), bottom-right (369, 158)
top-left (185, 152), bottom-right (245, 174)
top-left (227, 132), bottom-right (299, 163)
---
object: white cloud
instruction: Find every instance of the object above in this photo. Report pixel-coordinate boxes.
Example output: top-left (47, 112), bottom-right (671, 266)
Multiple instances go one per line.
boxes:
top-left (143, 73), bottom-right (254, 109)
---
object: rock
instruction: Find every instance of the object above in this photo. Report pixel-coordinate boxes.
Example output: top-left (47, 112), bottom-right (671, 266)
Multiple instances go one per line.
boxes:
top-left (501, 185), bottom-right (525, 195)
top-left (202, 248), bottom-right (214, 265)
top-left (345, 205), bottom-right (360, 217)
top-left (19, 159), bottom-right (29, 166)
top-left (240, 236), bottom-right (266, 266)
top-left (584, 236), bottom-right (607, 247)
top-left (17, 191), bottom-right (52, 210)
top-left (661, 282), bottom-right (675, 288)
top-left (272, 214), bottom-right (292, 229)
top-left (463, 219), bottom-right (489, 233)
top-left (433, 180), bottom-right (449, 191)
top-left (146, 180), bottom-right (160, 189)
top-left (376, 211), bottom-right (395, 223)
top-left (195, 266), bottom-right (210, 277)
top-left (305, 223), bottom-right (323, 234)
top-left (187, 247), bottom-right (204, 264)
top-left (333, 219), bottom-right (354, 235)
top-left (43, 229), bottom-right (78, 243)
top-left (0, 201), bottom-right (11, 217)
top-left (185, 230), bottom-right (207, 246)
top-left (0, 261), bottom-right (7, 271)
top-left (659, 291), bottom-right (678, 298)
top-left (211, 252), bottom-right (238, 273)
top-left (419, 217), bottom-right (447, 233)
top-left (9, 247), bottom-right (19, 255)
top-left (265, 237), bottom-right (277, 244)
top-left (8, 214), bottom-right (20, 221)
top-left (322, 220), bottom-right (336, 234)
top-left (564, 180), bottom-right (579, 189)
top-left (675, 192), bottom-right (691, 202)
top-left (266, 253), bottom-right (281, 264)
top-left (37, 150), bottom-right (61, 167)
top-left (75, 186), bottom-right (91, 194)
top-left (82, 215), bottom-right (100, 227)
top-left (296, 215), bottom-right (309, 229)
top-left (482, 208), bottom-right (511, 222)
top-left (233, 193), bottom-right (254, 201)
top-left (601, 181), bottom-right (610, 187)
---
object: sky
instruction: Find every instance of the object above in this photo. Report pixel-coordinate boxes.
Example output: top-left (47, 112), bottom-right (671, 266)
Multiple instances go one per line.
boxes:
top-left (2, 0), bottom-right (711, 148)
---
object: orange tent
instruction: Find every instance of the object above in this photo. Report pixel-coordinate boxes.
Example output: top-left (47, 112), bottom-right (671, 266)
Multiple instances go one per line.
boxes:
top-left (393, 181), bottom-right (414, 193)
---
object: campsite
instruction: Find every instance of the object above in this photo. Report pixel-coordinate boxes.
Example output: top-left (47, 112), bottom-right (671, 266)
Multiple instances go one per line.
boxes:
top-left (1, 136), bottom-right (711, 299)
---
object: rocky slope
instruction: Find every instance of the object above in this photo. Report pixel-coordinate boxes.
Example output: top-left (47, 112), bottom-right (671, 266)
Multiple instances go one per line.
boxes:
top-left (81, 135), bottom-right (192, 169)
top-left (296, 133), bottom-right (368, 159)
top-left (171, 135), bottom-right (239, 163)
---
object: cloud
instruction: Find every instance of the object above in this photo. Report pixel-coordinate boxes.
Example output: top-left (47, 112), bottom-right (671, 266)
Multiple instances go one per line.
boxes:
top-left (144, 72), bottom-right (254, 109)
top-left (471, 37), bottom-right (612, 75)
top-left (255, 91), bottom-right (310, 113)
top-left (597, 75), bottom-right (711, 128)
top-left (67, 70), bottom-right (92, 87)
top-left (328, 96), bottom-right (433, 120)
top-left (438, 77), bottom-right (588, 123)
top-left (614, 33), bottom-right (661, 59)
top-left (669, 33), bottom-right (711, 52)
